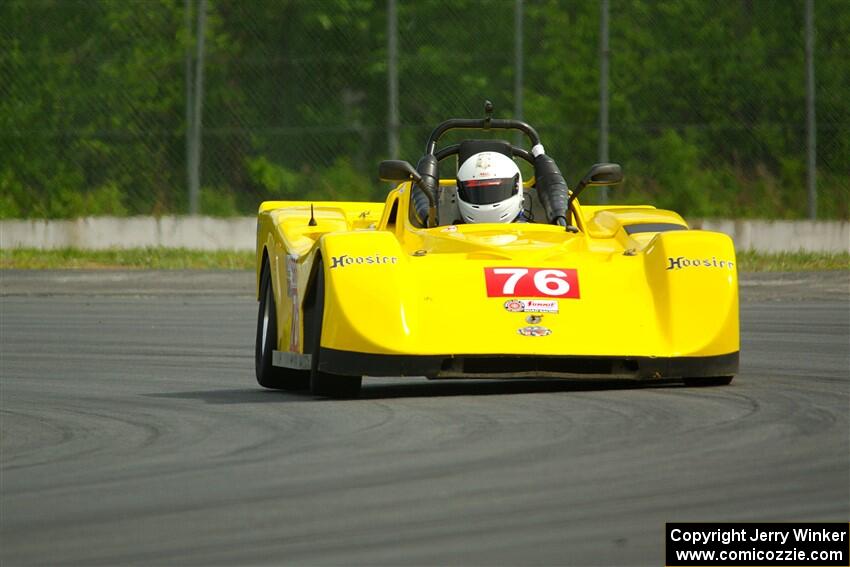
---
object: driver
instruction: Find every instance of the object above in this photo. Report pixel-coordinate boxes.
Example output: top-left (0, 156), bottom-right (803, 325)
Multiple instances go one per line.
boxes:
top-left (456, 151), bottom-right (528, 223)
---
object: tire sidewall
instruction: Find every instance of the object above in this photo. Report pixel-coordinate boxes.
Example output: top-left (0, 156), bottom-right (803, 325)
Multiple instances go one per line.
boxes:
top-left (256, 261), bottom-right (277, 385)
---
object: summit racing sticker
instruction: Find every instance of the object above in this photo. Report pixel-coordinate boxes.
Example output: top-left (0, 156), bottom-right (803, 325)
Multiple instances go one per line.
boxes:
top-left (485, 267), bottom-right (580, 298)
top-left (330, 254), bottom-right (398, 269)
top-left (504, 299), bottom-right (559, 314)
top-left (666, 256), bottom-right (735, 270)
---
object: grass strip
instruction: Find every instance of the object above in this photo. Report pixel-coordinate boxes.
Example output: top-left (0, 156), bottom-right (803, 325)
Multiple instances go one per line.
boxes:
top-left (1, 248), bottom-right (848, 272)
top-left (735, 250), bottom-right (849, 272)
top-left (1, 248), bottom-right (253, 270)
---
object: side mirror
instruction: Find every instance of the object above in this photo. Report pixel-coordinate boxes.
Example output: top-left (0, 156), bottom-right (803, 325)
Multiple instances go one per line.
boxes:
top-left (379, 160), bottom-right (422, 183)
top-left (568, 162), bottom-right (623, 209)
top-left (584, 162), bottom-right (623, 186)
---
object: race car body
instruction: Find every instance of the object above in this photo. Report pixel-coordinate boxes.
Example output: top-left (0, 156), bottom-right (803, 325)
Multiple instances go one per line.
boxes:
top-left (255, 111), bottom-right (738, 397)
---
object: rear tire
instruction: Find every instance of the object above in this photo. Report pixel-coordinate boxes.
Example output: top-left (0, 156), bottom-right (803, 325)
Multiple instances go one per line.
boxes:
top-left (307, 264), bottom-right (362, 398)
top-left (683, 376), bottom-right (734, 387)
top-left (255, 259), bottom-right (310, 390)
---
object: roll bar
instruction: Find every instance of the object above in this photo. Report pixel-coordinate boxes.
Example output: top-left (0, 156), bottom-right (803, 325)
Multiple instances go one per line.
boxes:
top-left (434, 143), bottom-right (534, 165)
top-left (408, 101), bottom-right (544, 227)
top-left (425, 118), bottom-right (542, 156)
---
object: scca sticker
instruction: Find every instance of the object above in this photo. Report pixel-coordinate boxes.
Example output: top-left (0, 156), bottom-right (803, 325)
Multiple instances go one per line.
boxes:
top-left (667, 256), bottom-right (735, 270)
top-left (518, 325), bottom-right (552, 337)
top-left (504, 299), bottom-right (559, 313)
top-left (330, 254), bottom-right (398, 269)
top-left (485, 267), bottom-right (580, 298)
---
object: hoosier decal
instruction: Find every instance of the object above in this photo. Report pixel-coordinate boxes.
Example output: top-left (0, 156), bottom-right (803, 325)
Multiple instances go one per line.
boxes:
top-left (330, 254), bottom-right (398, 269)
top-left (667, 256), bottom-right (735, 270)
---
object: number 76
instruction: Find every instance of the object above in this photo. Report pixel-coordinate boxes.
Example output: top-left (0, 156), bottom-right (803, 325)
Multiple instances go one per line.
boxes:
top-left (484, 267), bottom-right (580, 298)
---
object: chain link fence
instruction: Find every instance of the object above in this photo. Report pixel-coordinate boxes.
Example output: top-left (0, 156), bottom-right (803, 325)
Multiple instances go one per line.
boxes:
top-left (1, 0), bottom-right (847, 220)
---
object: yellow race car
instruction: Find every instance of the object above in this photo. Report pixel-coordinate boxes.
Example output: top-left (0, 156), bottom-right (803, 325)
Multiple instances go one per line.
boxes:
top-left (255, 109), bottom-right (739, 397)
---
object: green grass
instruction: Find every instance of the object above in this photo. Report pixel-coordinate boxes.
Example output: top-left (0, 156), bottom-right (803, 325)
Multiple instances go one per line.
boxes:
top-left (1, 248), bottom-right (253, 270)
top-left (1, 248), bottom-right (847, 272)
top-left (735, 251), bottom-right (849, 272)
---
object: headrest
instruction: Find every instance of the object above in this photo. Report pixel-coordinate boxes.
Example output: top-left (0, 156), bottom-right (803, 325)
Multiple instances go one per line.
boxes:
top-left (458, 139), bottom-right (513, 167)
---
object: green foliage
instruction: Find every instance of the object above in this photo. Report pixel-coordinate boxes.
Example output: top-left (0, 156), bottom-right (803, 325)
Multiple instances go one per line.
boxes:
top-left (306, 157), bottom-right (377, 202)
top-left (200, 187), bottom-right (240, 217)
top-left (247, 156), bottom-right (377, 202)
top-left (0, 173), bottom-right (127, 219)
top-left (0, 0), bottom-right (847, 219)
top-left (245, 156), bottom-right (303, 200)
top-left (648, 130), bottom-right (717, 215)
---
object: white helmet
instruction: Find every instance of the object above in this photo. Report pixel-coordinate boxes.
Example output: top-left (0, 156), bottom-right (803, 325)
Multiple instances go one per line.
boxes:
top-left (456, 151), bottom-right (523, 223)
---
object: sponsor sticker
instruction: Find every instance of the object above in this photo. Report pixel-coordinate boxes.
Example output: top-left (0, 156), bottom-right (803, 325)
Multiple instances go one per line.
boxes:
top-left (485, 267), bottom-right (580, 298)
top-left (666, 256), bottom-right (735, 271)
top-left (503, 299), bottom-right (559, 313)
top-left (330, 254), bottom-right (398, 269)
top-left (518, 325), bottom-right (552, 337)
top-left (286, 254), bottom-right (300, 351)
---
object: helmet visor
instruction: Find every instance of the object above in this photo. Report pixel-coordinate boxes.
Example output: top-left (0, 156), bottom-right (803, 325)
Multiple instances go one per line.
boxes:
top-left (457, 175), bottom-right (519, 205)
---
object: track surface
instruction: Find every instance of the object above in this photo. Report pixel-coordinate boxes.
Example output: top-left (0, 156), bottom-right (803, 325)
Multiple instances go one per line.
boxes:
top-left (1, 270), bottom-right (848, 566)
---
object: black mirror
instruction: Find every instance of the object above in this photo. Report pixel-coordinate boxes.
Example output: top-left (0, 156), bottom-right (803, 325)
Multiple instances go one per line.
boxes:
top-left (585, 162), bottom-right (623, 186)
top-left (567, 162), bottom-right (624, 213)
top-left (379, 160), bottom-right (421, 183)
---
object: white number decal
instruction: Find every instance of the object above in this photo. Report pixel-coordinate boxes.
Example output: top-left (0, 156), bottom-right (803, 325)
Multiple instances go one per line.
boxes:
top-left (493, 268), bottom-right (529, 294)
top-left (533, 269), bottom-right (570, 296)
top-left (485, 267), bottom-right (579, 298)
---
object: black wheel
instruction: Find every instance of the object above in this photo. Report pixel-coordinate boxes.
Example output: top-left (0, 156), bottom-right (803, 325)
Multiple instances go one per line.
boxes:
top-left (255, 259), bottom-right (310, 390)
top-left (307, 264), bottom-right (362, 398)
top-left (683, 376), bottom-right (734, 387)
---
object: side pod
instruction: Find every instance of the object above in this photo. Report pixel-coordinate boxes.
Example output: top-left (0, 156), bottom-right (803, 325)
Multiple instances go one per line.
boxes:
top-left (315, 231), bottom-right (421, 357)
top-left (643, 230), bottom-right (739, 358)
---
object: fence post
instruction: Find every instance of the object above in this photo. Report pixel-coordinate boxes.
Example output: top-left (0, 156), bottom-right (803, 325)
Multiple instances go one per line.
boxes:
top-left (805, 0), bottom-right (817, 219)
top-left (188, 0), bottom-right (206, 215)
top-left (387, 0), bottom-right (399, 159)
top-left (184, 0), bottom-right (194, 214)
top-left (514, 0), bottom-right (523, 134)
top-left (598, 0), bottom-right (610, 204)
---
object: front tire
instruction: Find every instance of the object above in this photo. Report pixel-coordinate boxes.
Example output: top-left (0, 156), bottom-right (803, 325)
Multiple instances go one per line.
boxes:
top-left (255, 260), bottom-right (310, 390)
top-left (307, 264), bottom-right (362, 398)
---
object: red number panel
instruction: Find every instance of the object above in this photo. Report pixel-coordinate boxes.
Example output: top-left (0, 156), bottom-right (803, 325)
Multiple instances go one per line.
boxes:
top-left (484, 267), bottom-right (581, 298)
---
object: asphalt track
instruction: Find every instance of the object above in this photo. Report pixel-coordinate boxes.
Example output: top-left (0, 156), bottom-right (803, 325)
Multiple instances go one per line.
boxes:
top-left (1, 270), bottom-right (848, 566)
